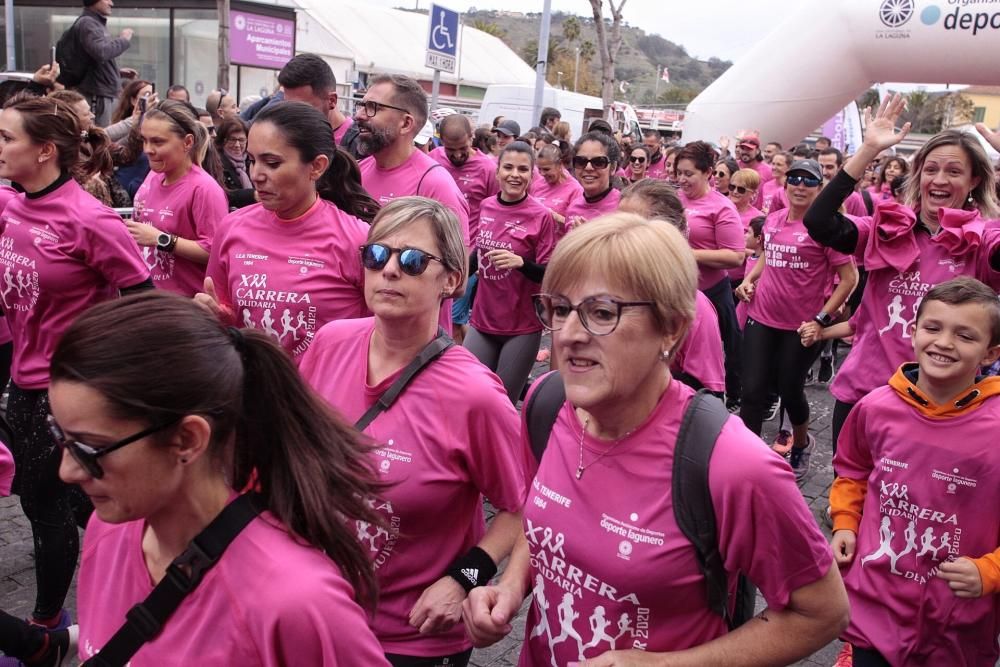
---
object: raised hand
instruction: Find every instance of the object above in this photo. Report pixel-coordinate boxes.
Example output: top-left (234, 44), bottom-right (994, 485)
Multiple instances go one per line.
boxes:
top-left (861, 93), bottom-right (911, 152)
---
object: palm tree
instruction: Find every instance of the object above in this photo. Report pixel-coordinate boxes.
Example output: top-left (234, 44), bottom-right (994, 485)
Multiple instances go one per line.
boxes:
top-left (472, 20), bottom-right (506, 39)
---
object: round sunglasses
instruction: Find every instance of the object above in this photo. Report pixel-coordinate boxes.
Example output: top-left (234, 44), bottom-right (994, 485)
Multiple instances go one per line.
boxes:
top-left (360, 243), bottom-right (444, 276)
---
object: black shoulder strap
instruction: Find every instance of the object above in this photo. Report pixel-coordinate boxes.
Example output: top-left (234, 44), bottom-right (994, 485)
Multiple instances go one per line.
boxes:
top-left (861, 187), bottom-right (874, 216)
top-left (671, 390), bottom-right (733, 625)
top-left (354, 328), bottom-right (453, 431)
top-left (82, 493), bottom-right (262, 667)
top-left (524, 370), bottom-right (565, 463)
top-left (416, 163), bottom-right (444, 197)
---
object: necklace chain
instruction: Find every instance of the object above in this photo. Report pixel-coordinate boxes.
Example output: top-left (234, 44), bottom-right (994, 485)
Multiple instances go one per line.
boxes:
top-left (575, 416), bottom-right (632, 480)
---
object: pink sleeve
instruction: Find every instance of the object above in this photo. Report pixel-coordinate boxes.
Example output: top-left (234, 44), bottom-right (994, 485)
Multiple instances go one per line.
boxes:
top-left (714, 201), bottom-right (746, 253)
top-left (190, 180), bottom-right (229, 252)
top-left (850, 214), bottom-right (874, 263)
top-left (79, 209), bottom-right (150, 288)
top-left (832, 397), bottom-right (876, 482)
top-left (975, 224), bottom-right (1000, 290)
top-left (825, 245), bottom-right (855, 268)
top-left (535, 211), bottom-right (557, 265)
top-left (205, 225), bottom-right (237, 323)
top-left (0, 438), bottom-right (13, 496)
top-left (423, 171), bottom-right (472, 247)
top-left (486, 165), bottom-right (500, 198)
top-left (710, 419), bottom-right (833, 611)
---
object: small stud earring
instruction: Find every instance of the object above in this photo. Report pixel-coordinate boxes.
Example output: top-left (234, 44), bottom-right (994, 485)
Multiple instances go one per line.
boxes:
top-left (180, 458), bottom-right (188, 464)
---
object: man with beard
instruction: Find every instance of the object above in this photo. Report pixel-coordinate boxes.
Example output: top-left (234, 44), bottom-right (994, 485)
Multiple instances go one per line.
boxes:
top-left (429, 113), bottom-right (499, 342)
top-left (277, 53), bottom-right (362, 158)
top-left (355, 75), bottom-right (470, 244)
top-left (735, 135), bottom-right (774, 207)
top-left (637, 130), bottom-right (670, 180)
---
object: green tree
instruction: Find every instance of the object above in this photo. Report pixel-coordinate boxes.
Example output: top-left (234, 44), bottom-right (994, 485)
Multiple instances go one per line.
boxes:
top-left (472, 20), bottom-right (506, 39)
top-left (562, 16), bottom-right (581, 44)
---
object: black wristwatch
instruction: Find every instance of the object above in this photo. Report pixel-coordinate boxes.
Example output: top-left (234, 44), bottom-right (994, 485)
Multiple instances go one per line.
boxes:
top-left (814, 311), bottom-right (834, 327)
top-left (156, 232), bottom-right (178, 253)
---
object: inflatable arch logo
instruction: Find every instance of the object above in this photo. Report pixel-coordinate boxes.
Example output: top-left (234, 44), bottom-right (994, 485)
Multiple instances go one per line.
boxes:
top-left (919, 1), bottom-right (1000, 35)
top-left (880, 0), bottom-right (915, 27)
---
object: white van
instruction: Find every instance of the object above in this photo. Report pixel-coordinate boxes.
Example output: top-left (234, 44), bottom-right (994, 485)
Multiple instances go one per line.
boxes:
top-left (479, 84), bottom-right (641, 141)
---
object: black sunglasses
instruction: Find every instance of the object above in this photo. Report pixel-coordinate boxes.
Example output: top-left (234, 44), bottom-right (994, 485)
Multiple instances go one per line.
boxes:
top-left (728, 184), bottom-right (751, 195)
top-left (360, 243), bottom-right (444, 276)
top-left (49, 414), bottom-right (181, 479)
top-left (572, 156), bottom-right (611, 170)
top-left (629, 156), bottom-right (647, 164)
top-left (715, 170), bottom-right (729, 179)
top-left (360, 100), bottom-right (410, 118)
top-left (786, 174), bottom-right (822, 188)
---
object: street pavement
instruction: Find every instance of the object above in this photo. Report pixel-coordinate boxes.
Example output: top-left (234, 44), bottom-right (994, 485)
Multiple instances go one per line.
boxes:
top-left (1, 347), bottom-right (845, 666)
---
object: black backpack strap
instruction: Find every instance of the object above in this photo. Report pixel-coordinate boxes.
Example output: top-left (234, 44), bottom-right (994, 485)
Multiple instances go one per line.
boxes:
top-left (354, 328), bottom-right (453, 431)
top-left (415, 163), bottom-right (444, 198)
top-left (82, 493), bottom-right (262, 667)
top-left (671, 390), bottom-right (733, 626)
top-left (861, 187), bottom-right (874, 216)
top-left (524, 370), bottom-right (565, 463)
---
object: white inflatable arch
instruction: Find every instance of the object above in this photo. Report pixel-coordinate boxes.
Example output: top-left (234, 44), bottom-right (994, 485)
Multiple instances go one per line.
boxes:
top-left (681, 0), bottom-right (1000, 147)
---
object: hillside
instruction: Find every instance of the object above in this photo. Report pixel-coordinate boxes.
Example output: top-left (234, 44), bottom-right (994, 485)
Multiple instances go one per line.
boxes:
top-left (462, 9), bottom-right (731, 105)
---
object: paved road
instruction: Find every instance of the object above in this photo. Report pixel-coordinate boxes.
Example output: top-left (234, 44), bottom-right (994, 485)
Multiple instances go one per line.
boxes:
top-left (0, 347), bottom-right (846, 666)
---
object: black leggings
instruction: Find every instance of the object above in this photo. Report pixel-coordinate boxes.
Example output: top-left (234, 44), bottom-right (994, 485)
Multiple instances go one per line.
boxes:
top-left (386, 648), bottom-right (473, 667)
top-left (740, 318), bottom-right (821, 436)
top-left (703, 277), bottom-right (742, 400)
top-left (831, 399), bottom-right (855, 457)
top-left (7, 384), bottom-right (92, 621)
top-left (852, 646), bottom-right (891, 667)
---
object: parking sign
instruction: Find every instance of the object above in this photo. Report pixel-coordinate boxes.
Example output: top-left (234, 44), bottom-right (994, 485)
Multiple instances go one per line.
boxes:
top-left (426, 4), bottom-right (459, 73)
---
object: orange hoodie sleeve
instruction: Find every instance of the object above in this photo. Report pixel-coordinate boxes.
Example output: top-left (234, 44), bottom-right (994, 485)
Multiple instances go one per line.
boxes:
top-left (829, 476), bottom-right (867, 533)
top-left (972, 548), bottom-right (1000, 596)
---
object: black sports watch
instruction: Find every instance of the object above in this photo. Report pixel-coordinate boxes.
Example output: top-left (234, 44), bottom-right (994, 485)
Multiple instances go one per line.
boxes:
top-left (814, 311), bottom-right (834, 327)
top-left (156, 232), bottom-right (178, 253)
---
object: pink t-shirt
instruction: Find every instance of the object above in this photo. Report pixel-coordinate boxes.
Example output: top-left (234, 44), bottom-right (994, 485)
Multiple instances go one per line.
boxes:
top-left (834, 385), bottom-right (1000, 665)
top-left (672, 291), bottom-right (724, 393)
top-left (519, 379), bottom-right (832, 665)
top-left (728, 205), bottom-right (763, 282)
top-left (207, 199), bottom-right (369, 359)
top-left (623, 153), bottom-right (669, 181)
top-left (430, 147), bottom-right (498, 237)
top-left (77, 507), bottom-right (389, 666)
top-left (333, 116), bottom-right (354, 146)
top-left (563, 188), bottom-right (622, 240)
top-left (298, 317), bottom-right (529, 656)
top-left (132, 165), bottom-right (228, 297)
top-left (532, 175), bottom-right (583, 221)
top-left (748, 208), bottom-right (853, 331)
top-left (678, 189), bottom-right (745, 291)
top-left (0, 179), bottom-right (149, 389)
top-left (472, 195), bottom-right (557, 335)
top-left (831, 217), bottom-right (1000, 405)
top-left (0, 438), bottom-right (13, 496)
top-left (740, 160), bottom-right (773, 209)
top-left (760, 180), bottom-right (787, 215)
top-left (735, 254), bottom-right (759, 331)
top-left (845, 191), bottom-right (871, 218)
top-left (360, 150), bottom-right (471, 247)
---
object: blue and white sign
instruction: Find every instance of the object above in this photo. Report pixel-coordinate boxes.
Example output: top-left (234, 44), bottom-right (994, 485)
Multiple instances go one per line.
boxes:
top-left (425, 4), bottom-right (459, 73)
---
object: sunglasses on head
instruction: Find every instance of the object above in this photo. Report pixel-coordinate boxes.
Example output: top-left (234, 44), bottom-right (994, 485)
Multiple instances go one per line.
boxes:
top-left (728, 184), bottom-right (751, 195)
top-left (572, 156), bottom-right (611, 170)
top-left (360, 243), bottom-right (443, 276)
top-left (49, 414), bottom-right (181, 479)
top-left (629, 156), bottom-right (647, 164)
top-left (786, 174), bottom-right (822, 188)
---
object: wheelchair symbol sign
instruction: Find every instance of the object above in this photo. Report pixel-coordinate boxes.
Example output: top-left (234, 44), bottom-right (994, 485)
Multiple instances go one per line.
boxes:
top-left (427, 4), bottom-right (458, 58)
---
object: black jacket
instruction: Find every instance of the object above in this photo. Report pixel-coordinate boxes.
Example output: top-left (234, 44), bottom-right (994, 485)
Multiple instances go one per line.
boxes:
top-left (221, 155), bottom-right (256, 210)
top-left (75, 9), bottom-right (130, 98)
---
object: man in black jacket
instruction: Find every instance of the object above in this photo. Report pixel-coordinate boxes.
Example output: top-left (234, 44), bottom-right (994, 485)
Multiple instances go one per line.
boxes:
top-left (75, 0), bottom-right (134, 127)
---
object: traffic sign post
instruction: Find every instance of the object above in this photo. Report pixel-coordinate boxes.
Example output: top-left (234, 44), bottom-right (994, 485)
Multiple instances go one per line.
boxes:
top-left (427, 3), bottom-right (459, 111)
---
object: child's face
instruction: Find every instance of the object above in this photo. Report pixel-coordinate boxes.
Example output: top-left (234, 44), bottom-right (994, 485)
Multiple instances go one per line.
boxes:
top-left (911, 300), bottom-right (1000, 387)
top-left (745, 228), bottom-right (761, 251)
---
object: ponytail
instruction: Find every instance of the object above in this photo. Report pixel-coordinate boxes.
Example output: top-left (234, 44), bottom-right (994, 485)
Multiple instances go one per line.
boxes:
top-left (317, 147), bottom-right (380, 224)
top-left (50, 292), bottom-right (384, 609)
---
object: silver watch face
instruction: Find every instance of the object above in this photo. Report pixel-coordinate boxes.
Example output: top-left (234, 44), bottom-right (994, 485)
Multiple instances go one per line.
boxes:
top-left (157, 233), bottom-right (171, 247)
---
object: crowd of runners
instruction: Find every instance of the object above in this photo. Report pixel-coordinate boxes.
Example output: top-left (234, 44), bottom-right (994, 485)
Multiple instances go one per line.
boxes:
top-left (0, 26), bottom-right (997, 667)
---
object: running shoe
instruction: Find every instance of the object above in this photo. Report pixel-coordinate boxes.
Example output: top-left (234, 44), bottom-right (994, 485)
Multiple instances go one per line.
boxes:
top-left (789, 434), bottom-right (815, 486)
top-left (804, 367), bottom-right (815, 386)
top-left (823, 505), bottom-right (834, 529)
top-left (0, 625), bottom-right (76, 667)
top-left (771, 429), bottom-right (793, 456)
top-left (764, 397), bottom-right (781, 421)
top-left (818, 356), bottom-right (835, 384)
top-left (833, 642), bottom-right (853, 667)
top-left (725, 397), bottom-right (741, 413)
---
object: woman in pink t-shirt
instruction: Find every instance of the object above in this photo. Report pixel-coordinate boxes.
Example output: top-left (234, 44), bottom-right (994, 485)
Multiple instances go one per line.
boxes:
top-left (532, 144), bottom-right (582, 229)
top-left (0, 96), bottom-right (151, 633)
top-left (868, 155), bottom-right (908, 202)
top-left (803, 95), bottom-right (1000, 451)
top-left (562, 131), bottom-right (622, 238)
top-left (713, 157), bottom-right (738, 195)
top-left (199, 101), bottom-right (379, 359)
top-left (735, 159), bottom-right (857, 481)
top-left (760, 151), bottom-right (790, 215)
top-left (129, 101), bottom-right (228, 297)
top-left (49, 292), bottom-right (389, 666)
top-left (463, 213), bottom-right (847, 666)
top-left (466, 142), bottom-right (557, 403)
top-left (727, 168), bottom-right (764, 285)
top-left (299, 198), bottom-right (528, 666)
top-left (676, 141), bottom-right (746, 409)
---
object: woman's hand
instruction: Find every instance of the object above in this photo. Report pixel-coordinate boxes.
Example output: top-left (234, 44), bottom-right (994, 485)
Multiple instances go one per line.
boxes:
top-left (831, 530), bottom-right (857, 567)
top-left (719, 135), bottom-right (731, 155)
top-left (32, 63), bottom-right (60, 88)
top-left (125, 220), bottom-right (160, 247)
top-left (408, 576), bottom-right (466, 634)
top-left (734, 280), bottom-right (754, 303)
top-left (462, 583), bottom-right (524, 648)
top-left (132, 92), bottom-right (160, 120)
top-left (938, 557), bottom-right (984, 598)
top-left (486, 249), bottom-right (525, 271)
top-left (194, 277), bottom-right (223, 317)
top-left (862, 93), bottom-right (911, 153)
top-left (974, 122), bottom-right (1000, 153)
top-left (797, 321), bottom-right (823, 347)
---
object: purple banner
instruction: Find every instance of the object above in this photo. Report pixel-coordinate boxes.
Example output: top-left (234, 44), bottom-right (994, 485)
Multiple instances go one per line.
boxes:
top-left (229, 10), bottom-right (295, 70)
top-left (820, 110), bottom-right (847, 151)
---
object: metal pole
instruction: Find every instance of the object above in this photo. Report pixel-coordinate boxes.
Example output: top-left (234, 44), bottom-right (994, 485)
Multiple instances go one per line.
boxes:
top-left (653, 65), bottom-right (659, 102)
top-left (430, 68), bottom-right (441, 113)
top-left (531, 0), bottom-right (551, 129)
top-left (573, 46), bottom-right (579, 93)
top-left (5, 0), bottom-right (15, 72)
top-left (455, 19), bottom-right (463, 99)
